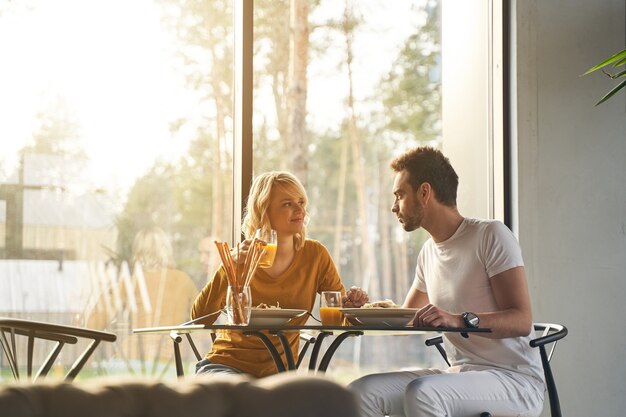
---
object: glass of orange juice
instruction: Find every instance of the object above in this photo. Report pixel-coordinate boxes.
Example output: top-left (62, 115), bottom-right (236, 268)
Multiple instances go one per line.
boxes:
top-left (255, 228), bottom-right (277, 268)
top-left (320, 291), bottom-right (343, 326)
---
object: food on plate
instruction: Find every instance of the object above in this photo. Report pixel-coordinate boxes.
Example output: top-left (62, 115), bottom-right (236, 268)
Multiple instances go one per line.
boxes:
top-left (255, 302), bottom-right (281, 309)
top-left (361, 299), bottom-right (400, 309)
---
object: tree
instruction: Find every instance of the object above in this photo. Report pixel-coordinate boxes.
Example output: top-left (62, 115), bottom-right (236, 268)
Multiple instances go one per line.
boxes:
top-left (23, 96), bottom-right (86, 159)
top-left (254, 0), bottom-right (291, 173)
top-left (380, 0), bottom-right (441, 144)
top-left (304, 1), bottom-right (440, 303)
top-left (159, 0), bottom-right (233, 240)
top-left (286, 0), bottom-right (311, 186)
top-left (114, 132), bottom-right (219, 275)
top-left (375, 1), bottom-right (441, 302)
top-left (114, 162), bottom-right (179, 265)
top-left (254, 0), bottom-right (315, 185)
top-left (339, 1), bottom-right (377, 294)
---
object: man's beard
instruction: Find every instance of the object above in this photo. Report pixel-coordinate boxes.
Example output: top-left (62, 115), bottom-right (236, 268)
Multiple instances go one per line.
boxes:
top-left (401, 207), bottom-right (423, 232)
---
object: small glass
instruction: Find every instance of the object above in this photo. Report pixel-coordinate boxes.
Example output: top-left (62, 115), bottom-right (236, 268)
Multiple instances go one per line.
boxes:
top-left (225, 286), bottom-right (252, 326)
top-left (320, 290), bottom-right (343, 326)
top-left (255, 228), bottom-right (278, 268)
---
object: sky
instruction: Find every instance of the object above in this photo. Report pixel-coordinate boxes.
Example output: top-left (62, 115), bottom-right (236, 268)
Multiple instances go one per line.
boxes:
top-left (0, 0), bottom-right (195, 192)
top-left (0, 0), bottom-right (422, 197)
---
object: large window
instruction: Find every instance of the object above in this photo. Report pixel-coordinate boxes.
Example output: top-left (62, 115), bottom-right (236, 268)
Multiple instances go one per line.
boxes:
top-left (0, 0), bottom-right (235, 379)
top-left (250, 0), bottom-right (441, 378)
top-left (0, 0), bottom-right (503, 381)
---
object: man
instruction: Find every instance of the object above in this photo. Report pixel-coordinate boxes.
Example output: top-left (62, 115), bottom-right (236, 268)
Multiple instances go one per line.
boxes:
top-left (349, 147), bottom-right (544, 416)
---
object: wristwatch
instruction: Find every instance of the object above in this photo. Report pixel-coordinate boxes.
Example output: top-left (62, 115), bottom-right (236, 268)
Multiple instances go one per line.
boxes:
top-left (462, 311), bottom-right (480, 328)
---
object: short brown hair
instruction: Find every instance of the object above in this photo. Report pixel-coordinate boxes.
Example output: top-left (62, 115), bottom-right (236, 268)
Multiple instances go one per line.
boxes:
top-left (390, 146), bottom-right (458, 207)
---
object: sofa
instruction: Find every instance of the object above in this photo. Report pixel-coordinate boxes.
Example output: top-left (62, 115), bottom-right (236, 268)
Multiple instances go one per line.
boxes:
top-left (0, 373), bottom-right (361, 417)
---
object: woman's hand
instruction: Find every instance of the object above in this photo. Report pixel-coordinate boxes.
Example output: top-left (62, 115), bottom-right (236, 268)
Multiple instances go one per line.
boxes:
top-left (229, 238), bottom-right (254, 264)
top-left (343, 286), bottom-right (369, 308)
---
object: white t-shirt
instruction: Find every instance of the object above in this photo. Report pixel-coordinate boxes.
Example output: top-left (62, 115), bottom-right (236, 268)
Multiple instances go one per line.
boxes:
top-left (412, 217), bottom-right (543, 382)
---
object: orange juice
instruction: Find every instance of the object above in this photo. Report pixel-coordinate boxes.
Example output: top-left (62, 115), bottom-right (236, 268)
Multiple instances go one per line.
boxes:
top-left (320, 307), bottom-right (343, 326)
top-left (259, 243), bottom-right (277, 268)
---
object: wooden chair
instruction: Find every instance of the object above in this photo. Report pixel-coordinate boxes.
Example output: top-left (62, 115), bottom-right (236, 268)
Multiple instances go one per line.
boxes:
top-left (0, 317), bottom-right (117, 382)
top-left (424, 322), bottom-right (567, 417)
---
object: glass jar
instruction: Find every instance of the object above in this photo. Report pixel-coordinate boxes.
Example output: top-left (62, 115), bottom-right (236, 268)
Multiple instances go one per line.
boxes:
top-left (225, 285), bottom-right (252, 325)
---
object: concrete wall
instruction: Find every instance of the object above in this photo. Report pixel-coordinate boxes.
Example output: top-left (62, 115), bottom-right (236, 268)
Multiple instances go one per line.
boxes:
top-left (514, 0), bottom-right (626, 415)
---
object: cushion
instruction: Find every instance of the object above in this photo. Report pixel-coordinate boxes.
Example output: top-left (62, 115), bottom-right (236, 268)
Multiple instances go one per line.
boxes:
top-left (0, 373), bottom-right (360, 417)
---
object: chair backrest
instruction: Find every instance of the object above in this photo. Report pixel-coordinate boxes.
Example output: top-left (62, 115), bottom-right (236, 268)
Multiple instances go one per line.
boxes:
top-left (424, 322), bottom-right (568, 417)
top-left (0, 318), bottom-right (117, 382)
top-left (529, 323), bottom-right (568, 417)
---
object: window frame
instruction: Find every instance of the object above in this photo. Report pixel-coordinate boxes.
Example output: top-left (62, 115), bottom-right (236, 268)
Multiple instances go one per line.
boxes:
top-left (232, 0), bottom-right (254, 245)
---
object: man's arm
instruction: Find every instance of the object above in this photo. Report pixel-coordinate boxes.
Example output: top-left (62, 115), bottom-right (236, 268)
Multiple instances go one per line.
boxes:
top-left (402, 287), bottom-right (429, 308)
top-left (477, 266), bottom-right (533, 338)
top-left (413, 266), bottom-right (533, 339)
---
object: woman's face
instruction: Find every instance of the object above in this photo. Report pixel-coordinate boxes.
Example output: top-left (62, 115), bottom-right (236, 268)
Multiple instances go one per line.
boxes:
top-left (266, 185), bottom-right (306, 237)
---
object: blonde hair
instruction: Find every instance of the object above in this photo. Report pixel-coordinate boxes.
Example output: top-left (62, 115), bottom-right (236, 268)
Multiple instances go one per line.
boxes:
top-left (242, 171), bottom-right (308, 250)
top-left (132, 226), bottom-right (174, 271)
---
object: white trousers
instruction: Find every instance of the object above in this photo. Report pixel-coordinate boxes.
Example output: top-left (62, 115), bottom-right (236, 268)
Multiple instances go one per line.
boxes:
top-left (348, 365), bottom-right (544, 417)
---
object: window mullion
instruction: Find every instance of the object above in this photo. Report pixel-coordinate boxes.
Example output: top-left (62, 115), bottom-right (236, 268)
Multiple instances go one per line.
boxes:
top-left (233, 0), bottom-right (254, 244)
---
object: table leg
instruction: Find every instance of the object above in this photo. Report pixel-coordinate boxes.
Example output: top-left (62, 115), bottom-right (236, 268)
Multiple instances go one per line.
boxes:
top-left (317, 330), bottom-right (363, 372)
top-left (272, 331), bottom-right (296, 370)
top-left (245, 331), bottom-right (286, 373)
top-left (185, 333), bottom-right (203, 361)
top-left (173, 339), bottom-right (184, 378)
top-left (308, 332), bottom-right (332, 371)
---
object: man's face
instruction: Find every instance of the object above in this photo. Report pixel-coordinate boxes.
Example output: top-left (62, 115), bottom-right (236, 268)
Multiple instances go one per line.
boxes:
top-left (391, 170), bottom-right (424, 232)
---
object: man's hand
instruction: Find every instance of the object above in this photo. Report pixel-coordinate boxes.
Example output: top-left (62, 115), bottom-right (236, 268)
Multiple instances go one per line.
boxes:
top-left (412, 304), bottom-right (463, 328)
top-left (342, 286), bottom-right (369, 308)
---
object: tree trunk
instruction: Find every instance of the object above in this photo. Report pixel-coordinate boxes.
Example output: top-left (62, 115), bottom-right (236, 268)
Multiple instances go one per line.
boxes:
top-left (378, 163), bottom-right (393, 300)
top-left (288, 0), bottom-right (309, 186)
top-left (333, 136), bottom-right (349, 265)
top-left (343, 1), bottom-right (377, 292)
top-left (273, 73), bottom-right (289, 172)
top-left (210, 47), bottom-right (226, 239)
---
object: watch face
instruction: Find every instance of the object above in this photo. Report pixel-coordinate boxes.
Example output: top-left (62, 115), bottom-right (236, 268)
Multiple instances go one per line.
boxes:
top-left (464, 312), bottom-right (479, 328)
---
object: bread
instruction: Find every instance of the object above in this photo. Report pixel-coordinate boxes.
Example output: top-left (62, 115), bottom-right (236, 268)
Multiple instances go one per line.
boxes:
top-left (255, 302), bottom-right (281, 309)
top-left (361, 299), bottom-right (399, 309)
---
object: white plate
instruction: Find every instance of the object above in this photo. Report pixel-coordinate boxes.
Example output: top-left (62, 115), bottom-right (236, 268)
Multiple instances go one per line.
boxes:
top-left (340, 308), bottom-right (419, 327)
top-left (249, 308), bottom-right (308, 326)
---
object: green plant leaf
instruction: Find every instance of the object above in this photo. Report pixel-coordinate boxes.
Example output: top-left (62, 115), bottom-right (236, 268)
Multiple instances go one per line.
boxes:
top-left (595, 78), bottom-right (626, 106)
top-left (583, 49), bottom-right (626, 76)
top-left (612, 69), bottom-right (626, 79)
top-left (614, 57), bottom-right (626, 68)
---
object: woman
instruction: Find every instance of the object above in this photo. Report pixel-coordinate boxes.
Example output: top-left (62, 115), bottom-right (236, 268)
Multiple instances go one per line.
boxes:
top-left (191, 171), bottom-right (368, 377)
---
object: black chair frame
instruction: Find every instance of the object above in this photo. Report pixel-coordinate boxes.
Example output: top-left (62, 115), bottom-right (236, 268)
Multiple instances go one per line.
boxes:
top-left (0, 317), bottom-right (117, 382)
